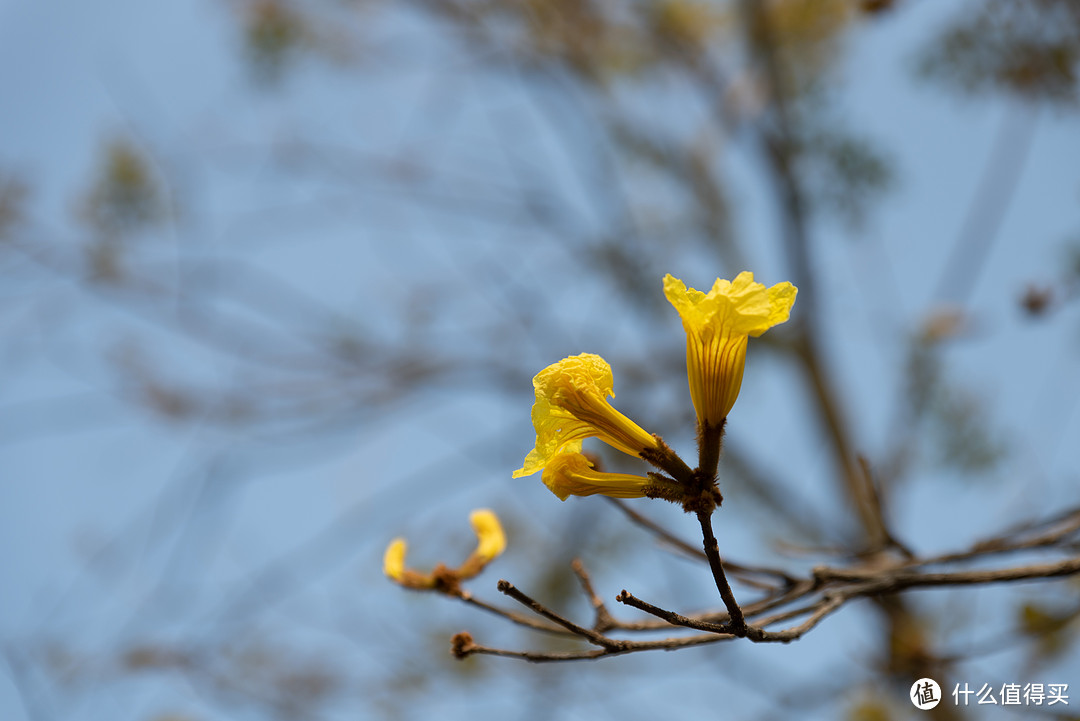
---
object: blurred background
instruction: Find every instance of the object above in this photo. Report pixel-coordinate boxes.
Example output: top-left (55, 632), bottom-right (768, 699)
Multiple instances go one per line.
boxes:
top-left (2, 0), bottom-right (1080, 719)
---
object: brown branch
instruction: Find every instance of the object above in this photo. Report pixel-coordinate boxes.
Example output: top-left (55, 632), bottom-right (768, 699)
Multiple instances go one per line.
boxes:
top-left (616, 589), bottom-right (733, 634)
top-left (741, 579), bottom-right (820, 621)
top-left (456, 632), bottom-right (729, 663)
top-left (750, 598), bottom-right (832, 630)
top-left (496, 580), bottom-right (624, 651)
top-left (570, 558), bottom-right (617, 632)
top-left (696, 511), bottom-right (750, 636)
top-left (815, 557), bottom-right (1080, 592)
top-left (456, 591), bottom-right (574, 636)
top-left (444, 500), bottom-right (1080, 663)
top-left (452, 547), bottom-right (1080, 662)
top-left (925, 507), bottom-right (1080, 565)
top-left (755, 594), bottom-right (846, 643)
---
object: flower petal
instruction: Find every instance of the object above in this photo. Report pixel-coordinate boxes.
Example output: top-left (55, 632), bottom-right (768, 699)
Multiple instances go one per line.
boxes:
top-left (513, 354), bottom-right (657, 477)
top-left (469, 509), bottom-right (506, 562)
top-left (383, 538), bottom-right (407, 581)
top-left (664, 273), bottom-right (796, 424)
top-left (541, 450), bottom-right (653, 501)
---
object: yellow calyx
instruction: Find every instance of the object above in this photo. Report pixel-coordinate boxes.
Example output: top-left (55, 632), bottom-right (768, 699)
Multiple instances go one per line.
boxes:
top-left (512, 353), bottom-right (659, 478)
top-left (663, 272), bottom-right (796, 426)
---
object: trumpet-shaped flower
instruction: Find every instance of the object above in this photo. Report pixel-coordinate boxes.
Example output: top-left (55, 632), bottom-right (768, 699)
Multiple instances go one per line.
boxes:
top-left (664, 273), bottom-right (796, 427)
top-left (541, 443), bottom-right (656, 500)
top-left (384, 509), bottom-right (507, 590)
top-left (512, 353), bottom-right (659, 478)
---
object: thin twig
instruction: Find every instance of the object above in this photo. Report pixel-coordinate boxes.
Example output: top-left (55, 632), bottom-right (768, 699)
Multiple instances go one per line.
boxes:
top-left (616, 589), bottom-right (732, 634)
top-left (756, 594), bottom-right (846, 643)
top-left (496, 580), bottom-right (624, 650)
top-left (456, 592), bottom-right (573, 636)
top-left (458, 632), bottom-right (729, 663)
top-left (570, 558), bottom-right (616, 632)
top-left (696, 511), bottom-right (749, 635)
top-left (817, 557), bottom-right (1080, 591)
top-left (459, 645), bottom-right (609, 662)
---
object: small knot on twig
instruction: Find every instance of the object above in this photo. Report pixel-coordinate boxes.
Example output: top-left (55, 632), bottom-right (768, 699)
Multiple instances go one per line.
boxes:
top-left (450, 632), bottom-right (476, 659)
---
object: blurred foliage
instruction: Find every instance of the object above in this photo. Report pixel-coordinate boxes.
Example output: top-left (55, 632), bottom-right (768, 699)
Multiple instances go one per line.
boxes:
top-left (1019, 282), bottom-right (1056, 317)
top-left (920, 0), bottom-right (1080, 106)
top-left (795, 118), bottom-right (894, 231)
top-left (883, 603), bottom-right (936, 678)
top-left (1069, 239), bottom-right (1080, 278)
top-left (0, 171), bottom-right (27, 240)
top-left (78, 138), bottom-right (163, 239)
top-left (75, 138), bottom-right (166, 285)
top-left (649, 0), bottom-right (726, 52)
top-left (758, 0), bottom-right (855, 91)
top-left (846, 698), bottom-right (895, 721)
top-left (897, 308), bottom-right (1005, 476)
top-left (1018, 601), bottom-right (1080, 661)
top-left (516, 0), bottom-right (650, 79)
top-left (928, 385), bottom-right (1005, 473)
top-left (45, 640), bottom-right (345, 719)
top-left (244, 0), bottom-right (310, 83)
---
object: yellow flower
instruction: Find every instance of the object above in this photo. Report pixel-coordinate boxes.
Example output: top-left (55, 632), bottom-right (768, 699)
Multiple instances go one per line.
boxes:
top-left (469, 509), bottom-right (506, 563)
top-left (512, 353), bottom-right (659, 478)
top-left (382, 537), bottom-right (436, 590)
top-left (541, 444), bottom-right (655, 500)
top-left (383, 538), bottom-right (407, 580)
top-left (664, 273), bottom-right (797, 426)
top-left (384, 509), bottom-right (507, 590)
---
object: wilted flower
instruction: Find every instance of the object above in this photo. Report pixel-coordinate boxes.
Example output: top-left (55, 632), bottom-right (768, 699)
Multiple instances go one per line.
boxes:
top-left (512, 353), bottom-right (658, 478)
top-left (540, 442), bottom-right (657, 500)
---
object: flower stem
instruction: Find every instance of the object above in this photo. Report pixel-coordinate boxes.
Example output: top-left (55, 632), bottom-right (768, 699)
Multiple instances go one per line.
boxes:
top-left (640, 436), bottom-right (696, 485)
top-left (697, 510), bottom-right (748, 635)
top-left (697, 418), bottom-right (725, 482)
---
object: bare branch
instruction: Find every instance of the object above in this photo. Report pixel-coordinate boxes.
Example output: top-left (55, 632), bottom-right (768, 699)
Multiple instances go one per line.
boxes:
top-left (456, 591), bottom-right (574, 636)
top-left (616, 589), bottom-right (732, 635)
top-left (496, 580), bottom-right (625, 650)
top-left (570, 559), bottom-right (617, 632)
top-left (453, 527), bottom-right (1080, 662)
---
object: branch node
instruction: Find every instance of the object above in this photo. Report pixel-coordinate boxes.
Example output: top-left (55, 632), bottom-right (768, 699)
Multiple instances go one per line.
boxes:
top-left (450, 631), bottom-right (476, 660)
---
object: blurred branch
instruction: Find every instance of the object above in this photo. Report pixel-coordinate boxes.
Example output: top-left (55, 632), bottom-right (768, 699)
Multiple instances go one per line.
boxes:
top-left (932, 102), bottom-right (1039, 306)
top-left (726, 0), bottom-right (893, 554)
top-left (605, 497), bottom-right (797, 589)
